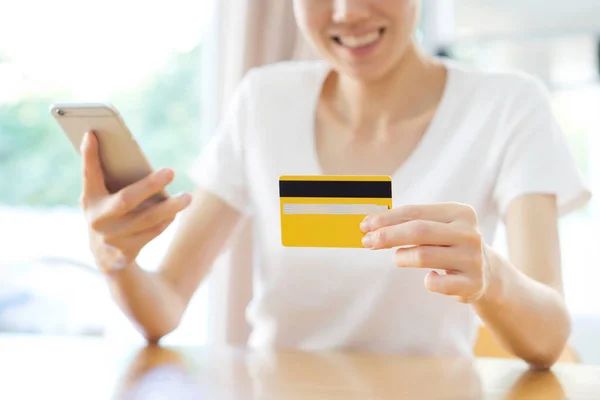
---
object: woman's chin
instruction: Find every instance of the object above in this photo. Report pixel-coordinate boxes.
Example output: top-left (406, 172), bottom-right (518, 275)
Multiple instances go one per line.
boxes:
top-left (326, 41), bottom-right (415, 84)
top-left (335, 62), bottom-right (396, 84)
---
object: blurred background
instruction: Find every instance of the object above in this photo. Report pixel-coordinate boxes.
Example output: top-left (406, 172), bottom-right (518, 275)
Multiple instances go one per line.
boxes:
top-left (1, 0), bottom-right (599, 362)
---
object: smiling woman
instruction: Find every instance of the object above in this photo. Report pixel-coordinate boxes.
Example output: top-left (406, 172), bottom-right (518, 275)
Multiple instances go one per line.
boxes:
top-left (3, 0), bottom-right (598, 368)
top-left (63, 0), bottom-right (589, 370)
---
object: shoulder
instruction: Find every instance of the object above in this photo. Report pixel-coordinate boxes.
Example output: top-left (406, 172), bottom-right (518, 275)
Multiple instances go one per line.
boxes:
top-left (444, 59), bottom-right (551, 112)
top-left (229, 61), bottom-right (329, 130)
top-left (223, 61), bottom-right (328, 139)
top-left (241, 60), bottom-right (330, 99)
top-left (445, 58), bottom-right (548, 94)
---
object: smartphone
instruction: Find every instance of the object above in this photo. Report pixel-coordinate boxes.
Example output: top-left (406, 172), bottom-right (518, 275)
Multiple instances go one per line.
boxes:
top-left (50, 102), bottom-right (168, 204)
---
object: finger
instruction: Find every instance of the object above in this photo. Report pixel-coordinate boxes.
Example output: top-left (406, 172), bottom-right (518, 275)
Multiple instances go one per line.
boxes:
top-left (424, 271), bottom-right (482, 302)
top-left (360, 203), bottom-right (477, 232)
top-left (393, 245), bottom-right (472, 271)
top-left (362, 220), bottom-right (479, 249)
top-left (80, 131), bottom-right (108, 200)
top-left (107, 169), bottom-right (175, 216)
top-left (113, 193), bottom-right (191, 236)
top-left (129, 217), bottom-right (175, 246)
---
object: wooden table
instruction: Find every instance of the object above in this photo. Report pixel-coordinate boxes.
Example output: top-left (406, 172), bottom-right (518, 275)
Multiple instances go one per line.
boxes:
top-left (1, 335), bottom-right (600, 399)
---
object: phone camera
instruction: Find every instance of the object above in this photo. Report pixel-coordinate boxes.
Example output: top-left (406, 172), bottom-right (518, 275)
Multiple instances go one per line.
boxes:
top-left (56, 109), bottom-right (65, 116)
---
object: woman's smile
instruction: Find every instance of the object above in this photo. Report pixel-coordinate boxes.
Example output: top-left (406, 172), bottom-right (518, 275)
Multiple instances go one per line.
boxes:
top-left (331, 27), bottom-right (386, 59)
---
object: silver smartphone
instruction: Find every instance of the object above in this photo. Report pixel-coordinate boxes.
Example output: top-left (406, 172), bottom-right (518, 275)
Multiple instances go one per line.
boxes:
top-left (50, 102), bottom-right (168, 204)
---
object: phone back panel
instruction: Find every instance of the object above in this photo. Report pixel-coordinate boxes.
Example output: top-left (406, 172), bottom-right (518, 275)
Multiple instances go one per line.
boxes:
top-left (51, 103), bottom-right (157, 194)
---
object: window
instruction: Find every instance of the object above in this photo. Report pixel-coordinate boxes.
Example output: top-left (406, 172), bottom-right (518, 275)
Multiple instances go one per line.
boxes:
top-left (0, 0), bottom-right (215, 344)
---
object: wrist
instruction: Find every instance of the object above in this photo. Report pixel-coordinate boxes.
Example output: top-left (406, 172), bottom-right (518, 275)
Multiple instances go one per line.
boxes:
top-left (104, 261), bottom-right (139, 278)
top-left (95, 243), bottom-right (138, 276)
top-left (475, 244), bottom-right (512, 307)
top-left (97, 256), bottom-right (139, 279)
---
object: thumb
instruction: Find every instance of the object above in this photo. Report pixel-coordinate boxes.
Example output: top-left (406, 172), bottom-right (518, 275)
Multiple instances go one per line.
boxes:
top-left (81, 131), bottom-right (108, 198)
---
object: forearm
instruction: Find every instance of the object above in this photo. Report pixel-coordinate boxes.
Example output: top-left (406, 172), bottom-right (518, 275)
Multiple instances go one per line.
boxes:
top-left (473, 248), bottom-right (571, 368)
top-left (107, 262), bottom-right (187, 342)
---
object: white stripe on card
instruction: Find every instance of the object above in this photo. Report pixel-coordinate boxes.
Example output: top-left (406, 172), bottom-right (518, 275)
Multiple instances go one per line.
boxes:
top-left (283, 203), bottom-right (389, 215)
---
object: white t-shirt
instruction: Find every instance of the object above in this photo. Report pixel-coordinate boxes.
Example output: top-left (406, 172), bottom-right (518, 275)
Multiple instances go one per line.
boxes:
top-left (189, 60), bottom-right (590, 357)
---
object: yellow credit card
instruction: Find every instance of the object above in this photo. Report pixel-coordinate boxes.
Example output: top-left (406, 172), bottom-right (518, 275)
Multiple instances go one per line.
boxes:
top-left (279, 175), bottom-right (393, 248)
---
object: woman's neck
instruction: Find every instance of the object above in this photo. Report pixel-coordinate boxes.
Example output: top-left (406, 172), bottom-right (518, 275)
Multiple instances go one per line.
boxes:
top-left (325, 42), bottom-right (447, 136)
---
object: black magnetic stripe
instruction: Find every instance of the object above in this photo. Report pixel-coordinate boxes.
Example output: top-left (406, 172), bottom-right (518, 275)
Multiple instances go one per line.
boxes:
top-left (279, 180), bottom-right (392, 198)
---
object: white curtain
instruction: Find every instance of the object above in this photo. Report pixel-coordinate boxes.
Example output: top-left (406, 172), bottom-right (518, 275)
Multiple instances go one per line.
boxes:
top-left (200, 0), bottom-right (315, 347)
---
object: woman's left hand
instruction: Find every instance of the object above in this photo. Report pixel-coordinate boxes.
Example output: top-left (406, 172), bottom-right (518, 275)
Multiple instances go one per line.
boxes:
top-left (360, 203), bottom-right (493, 304)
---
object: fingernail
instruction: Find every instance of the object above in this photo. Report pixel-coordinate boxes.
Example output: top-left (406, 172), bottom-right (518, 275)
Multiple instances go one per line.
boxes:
top-left (80, 132), bottom-right (89, 152)
top-left (160, 169), bottom-right (173, 180)
top-left (362, 232), bottom-right (374, 248)
top-left (178, 193), bottom-right (192, 206)
top-left (360, 216), bottom-right (371, 232)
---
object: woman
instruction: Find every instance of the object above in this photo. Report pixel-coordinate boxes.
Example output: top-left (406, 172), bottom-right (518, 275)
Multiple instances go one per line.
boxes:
top-left (80, 0), bottom-right (589, 368)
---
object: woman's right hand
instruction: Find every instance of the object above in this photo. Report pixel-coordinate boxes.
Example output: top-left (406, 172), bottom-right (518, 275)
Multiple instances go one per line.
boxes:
top-left (79, 132), bottom-right (192, 275)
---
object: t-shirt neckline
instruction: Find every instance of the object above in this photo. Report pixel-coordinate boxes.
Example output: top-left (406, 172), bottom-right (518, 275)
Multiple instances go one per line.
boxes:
top-left (305, 60), bottom-right (456, 184)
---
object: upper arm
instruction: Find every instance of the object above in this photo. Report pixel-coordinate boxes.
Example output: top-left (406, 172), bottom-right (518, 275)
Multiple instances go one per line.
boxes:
top-left (494, 77), bottom-right (590, 294)
top-left (157, 72), bottom-right (256, 305)
top-left (504, 194), bottom-right (563, 293)
top-left (157, 187), bottom-right (243, 306)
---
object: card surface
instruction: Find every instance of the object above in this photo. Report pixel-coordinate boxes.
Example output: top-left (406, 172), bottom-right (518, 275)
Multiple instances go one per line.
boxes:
top-left (279, 175), bottom-right (393, 248)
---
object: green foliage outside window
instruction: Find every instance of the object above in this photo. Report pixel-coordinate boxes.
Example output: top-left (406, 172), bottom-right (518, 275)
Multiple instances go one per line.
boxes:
top-left (0, 45), bottom-right (203, 207)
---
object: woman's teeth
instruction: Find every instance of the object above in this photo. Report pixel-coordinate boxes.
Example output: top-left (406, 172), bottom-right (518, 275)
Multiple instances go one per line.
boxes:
top-left (334, 30), bottom-right (382, 49)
